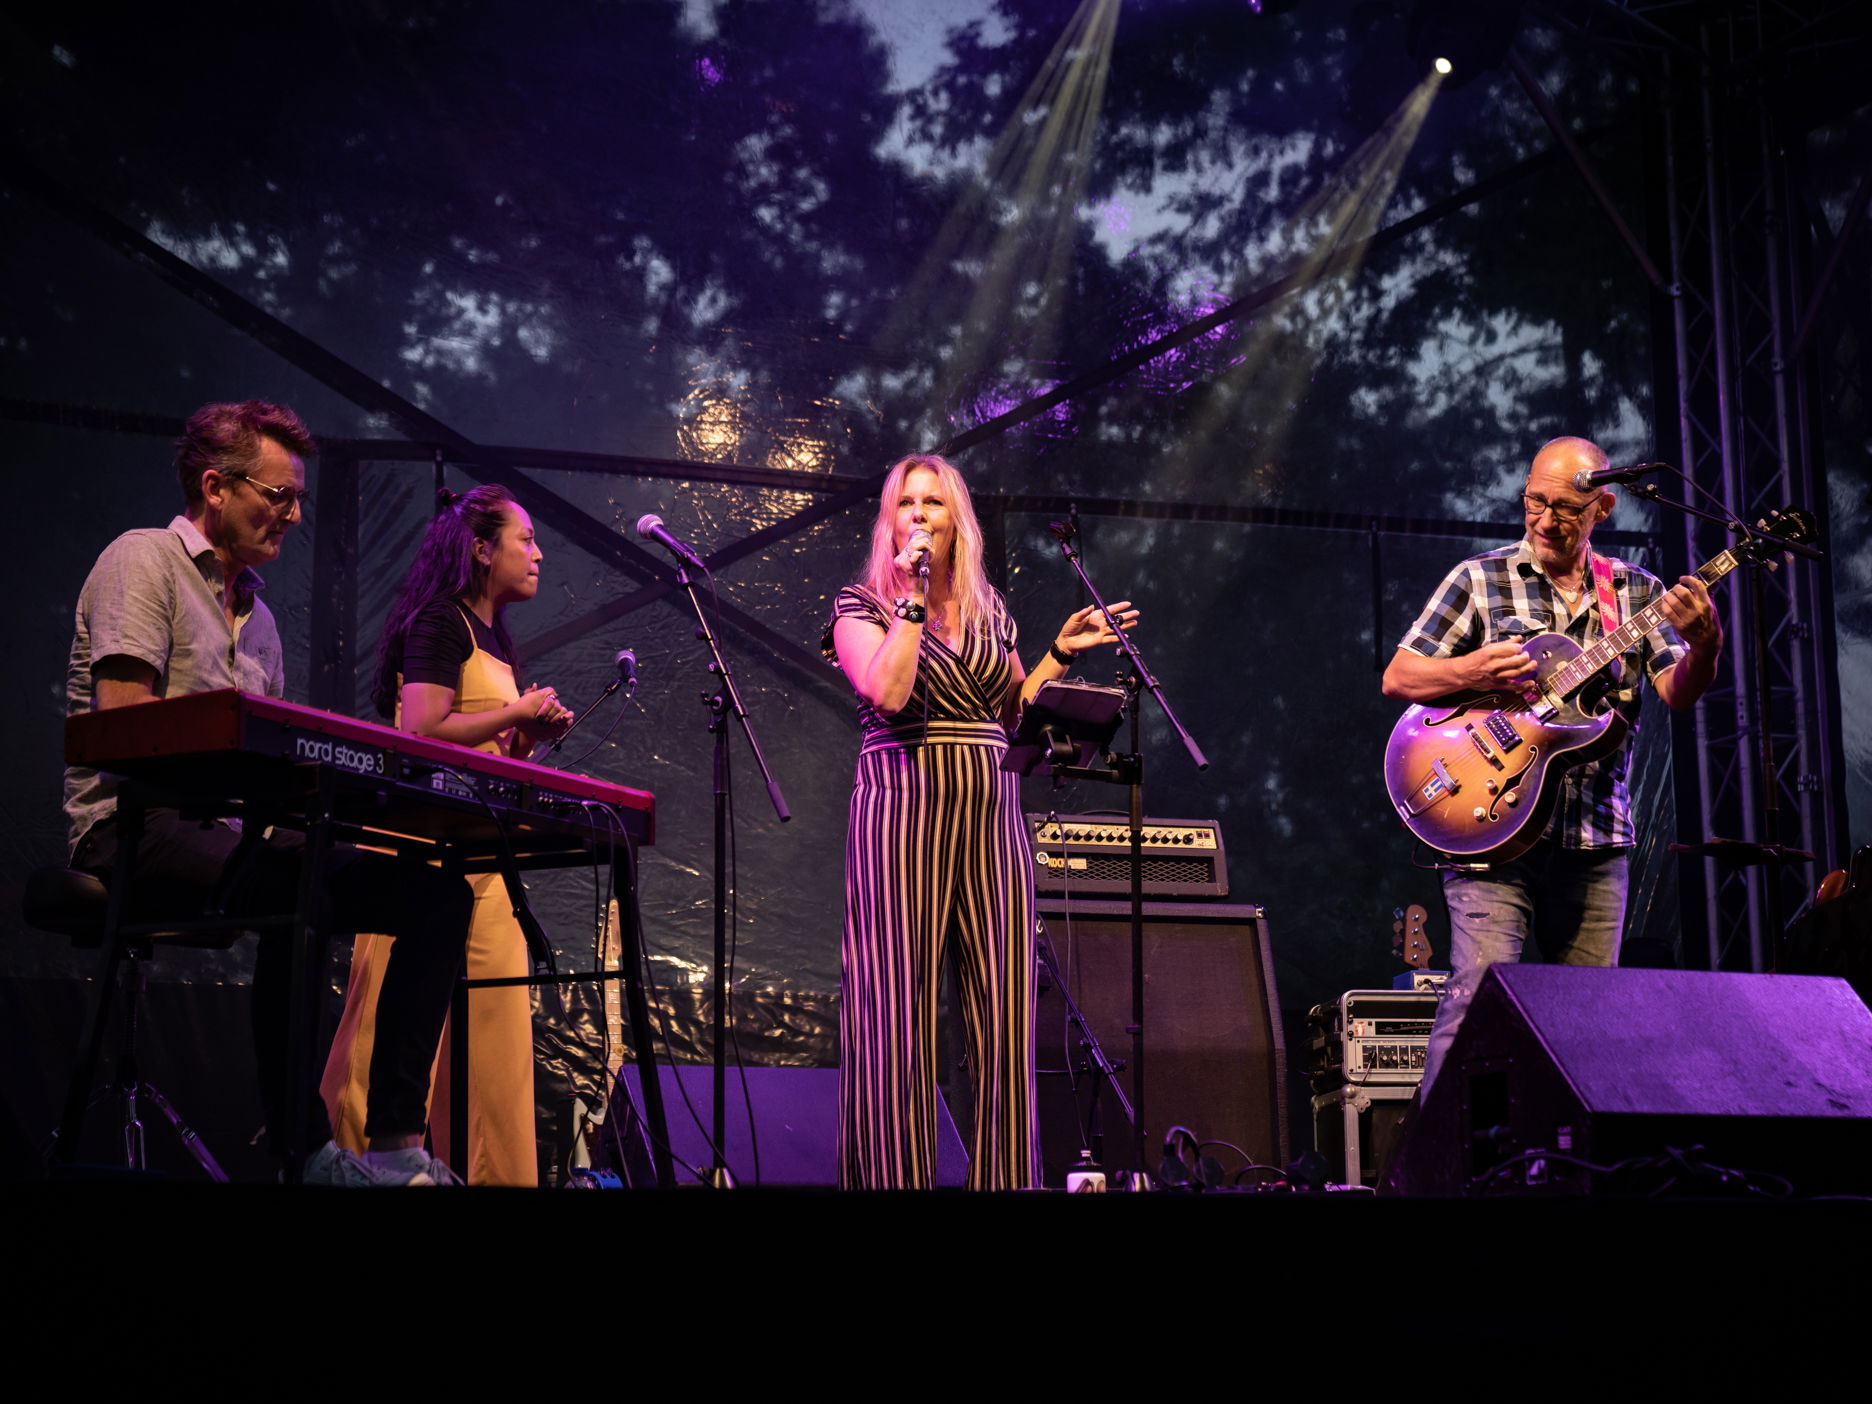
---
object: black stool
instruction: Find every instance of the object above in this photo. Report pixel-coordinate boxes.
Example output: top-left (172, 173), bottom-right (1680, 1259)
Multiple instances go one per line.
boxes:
top-left (25, 866), bottom-right (244, 1180)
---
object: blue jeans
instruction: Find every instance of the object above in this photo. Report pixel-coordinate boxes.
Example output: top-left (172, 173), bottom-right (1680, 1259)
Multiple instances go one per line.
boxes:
top-left (1421, 842), bottom-right (1629, 1092)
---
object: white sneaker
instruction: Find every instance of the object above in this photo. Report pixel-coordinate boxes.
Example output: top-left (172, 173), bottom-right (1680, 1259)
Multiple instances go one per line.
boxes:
top-left (362, 1147), bottom-right (463, 1186)
top-left (298, 1140), bottom-right (383, 1187)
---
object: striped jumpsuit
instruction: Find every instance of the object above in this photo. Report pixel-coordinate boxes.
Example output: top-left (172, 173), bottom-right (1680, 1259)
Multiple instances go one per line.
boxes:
top-left (826, 587), bottom-right (1038, 1191)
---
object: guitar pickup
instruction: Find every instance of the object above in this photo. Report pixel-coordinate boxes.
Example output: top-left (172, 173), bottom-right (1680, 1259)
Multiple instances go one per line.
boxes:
top-left (1464, 723), bottom-right (1504, 769)
top-left (1484, 712), bottom-right (1523, 752)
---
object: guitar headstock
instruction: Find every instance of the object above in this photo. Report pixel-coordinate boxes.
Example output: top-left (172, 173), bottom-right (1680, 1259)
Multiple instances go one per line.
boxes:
top-left (1733, 507), bottom-right (1817, 569)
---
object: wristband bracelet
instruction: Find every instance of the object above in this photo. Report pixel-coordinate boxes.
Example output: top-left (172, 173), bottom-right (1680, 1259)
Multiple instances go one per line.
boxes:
top-left (1048, 641), bottom-right (1074, 667)
top-left (892, 597), bottom-right (928, 625)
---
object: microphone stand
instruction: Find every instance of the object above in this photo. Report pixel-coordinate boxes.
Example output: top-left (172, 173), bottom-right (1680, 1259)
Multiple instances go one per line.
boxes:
top-left (1044, 518), bottom-right (1207, 1187)
top-left (671, 559), bottom-right (790, 1188)
top-left (539, 663), bottom-right (631, 763)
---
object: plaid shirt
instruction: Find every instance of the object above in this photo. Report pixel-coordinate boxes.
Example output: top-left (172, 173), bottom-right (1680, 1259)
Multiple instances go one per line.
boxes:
top-left (1396, 539), bottom-right (1685, 849)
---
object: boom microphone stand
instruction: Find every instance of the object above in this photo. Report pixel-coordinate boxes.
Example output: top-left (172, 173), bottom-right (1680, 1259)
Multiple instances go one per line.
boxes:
top-left (1027, 516), bottom-right (1208, 1185)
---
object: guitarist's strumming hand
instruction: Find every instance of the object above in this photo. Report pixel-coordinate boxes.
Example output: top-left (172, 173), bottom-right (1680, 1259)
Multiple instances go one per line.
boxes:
top-left (1464, 640), bottom-right (1538, 693)
top-left (1382, 640), bottom-right (1535, 704)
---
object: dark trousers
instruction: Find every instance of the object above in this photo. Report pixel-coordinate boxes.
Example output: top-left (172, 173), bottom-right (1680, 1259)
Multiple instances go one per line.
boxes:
top-left (74, 808), bottom-right (472, 1154)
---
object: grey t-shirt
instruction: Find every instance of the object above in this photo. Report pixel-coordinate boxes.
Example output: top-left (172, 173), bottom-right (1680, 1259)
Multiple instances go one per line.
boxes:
top-left (63, 516), bottom-right (285, 855)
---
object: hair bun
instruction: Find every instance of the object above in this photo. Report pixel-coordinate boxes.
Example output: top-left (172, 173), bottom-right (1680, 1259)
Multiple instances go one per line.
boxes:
top-left (436, 488), bottom-right (461, 508)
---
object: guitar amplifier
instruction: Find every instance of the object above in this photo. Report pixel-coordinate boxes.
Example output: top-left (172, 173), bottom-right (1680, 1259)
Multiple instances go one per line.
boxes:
top-left (1307, 988), bottom-right (1440, 1092)
top-left (1026, 814), bottom-right (1228, 900)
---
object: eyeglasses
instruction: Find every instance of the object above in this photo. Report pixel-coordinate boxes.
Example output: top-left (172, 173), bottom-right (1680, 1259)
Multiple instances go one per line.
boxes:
top-left (222, 472), bottom-right (310, 518)
top-left (1521, 492), bottom-right (1601, 524)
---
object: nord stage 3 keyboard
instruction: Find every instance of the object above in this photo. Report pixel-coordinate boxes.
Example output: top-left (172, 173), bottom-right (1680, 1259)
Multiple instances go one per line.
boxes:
top-left (1026, 814), bottom-right (1228, 900)
top-left (67, 688), bottom-right (655, 863)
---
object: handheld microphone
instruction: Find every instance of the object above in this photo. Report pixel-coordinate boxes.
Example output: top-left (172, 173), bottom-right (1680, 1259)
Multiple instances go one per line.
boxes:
top-left (1572, 461), bottom-right (1669, 492)
top-left (615, 648), bottom-right (638, 690)
top-left (635, 514), bottom-right (708, 572)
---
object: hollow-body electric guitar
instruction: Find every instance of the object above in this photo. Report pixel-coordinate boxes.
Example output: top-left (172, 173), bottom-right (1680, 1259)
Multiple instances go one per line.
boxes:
top-left (1382, 510), bottom-right (1809, 864)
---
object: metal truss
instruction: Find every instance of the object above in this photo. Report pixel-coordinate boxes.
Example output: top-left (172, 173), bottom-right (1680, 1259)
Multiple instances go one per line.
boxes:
top-left (1649, 2), bottom-right (1863, 969)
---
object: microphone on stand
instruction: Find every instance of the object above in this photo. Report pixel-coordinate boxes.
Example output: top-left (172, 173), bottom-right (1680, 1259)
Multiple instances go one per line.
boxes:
top-left (543, 644), bottom-right (639, 759)
top-left (636, 513), bottom-right (709, 572)
top-left (1572, 461), bottom-right (1670, 492)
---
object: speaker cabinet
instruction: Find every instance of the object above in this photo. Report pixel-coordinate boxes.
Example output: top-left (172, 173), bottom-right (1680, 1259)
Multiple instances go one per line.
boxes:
top-left (1034, 900), bottom-right (1286, 1186)
top-left (1383, 966), bottom-right (1872, 1197)
top-left (607, 1065), bottom-right (967, 1188)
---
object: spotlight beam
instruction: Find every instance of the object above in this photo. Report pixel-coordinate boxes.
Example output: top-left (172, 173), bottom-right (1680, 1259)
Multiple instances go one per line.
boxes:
top-left (938, 124), bottom-right (1613, 459)
top-left (881, 0), bottom-right (1120, 392)
top-left (1163, 71), bottom-right (1445, 482)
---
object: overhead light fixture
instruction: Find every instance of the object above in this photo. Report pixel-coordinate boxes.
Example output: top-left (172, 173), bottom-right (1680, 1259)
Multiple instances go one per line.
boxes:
top-left (1407, 0), bottom-right (1524, 89)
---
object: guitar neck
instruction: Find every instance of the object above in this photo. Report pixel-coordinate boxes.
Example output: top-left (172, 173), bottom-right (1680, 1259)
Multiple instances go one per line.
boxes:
top-left (1553, 548), bottom-right (1736, 695)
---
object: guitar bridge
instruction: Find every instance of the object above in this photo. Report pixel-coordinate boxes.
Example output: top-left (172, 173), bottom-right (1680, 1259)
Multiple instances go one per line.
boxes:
top-left (1465, 723), bottom-right (1503, 768)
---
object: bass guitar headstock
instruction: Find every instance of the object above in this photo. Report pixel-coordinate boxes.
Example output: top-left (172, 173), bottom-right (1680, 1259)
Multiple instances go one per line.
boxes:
top-left (1391, 903), bottom-right (1432, 970)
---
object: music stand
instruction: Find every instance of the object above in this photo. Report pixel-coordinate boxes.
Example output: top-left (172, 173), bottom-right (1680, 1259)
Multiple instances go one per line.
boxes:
top-left (1005, 679), bottom-right (1127, 777)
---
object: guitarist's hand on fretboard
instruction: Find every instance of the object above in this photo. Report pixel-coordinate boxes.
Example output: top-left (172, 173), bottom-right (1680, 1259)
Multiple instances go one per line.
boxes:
top-left (1659, 573), bottom-right (1723, 652)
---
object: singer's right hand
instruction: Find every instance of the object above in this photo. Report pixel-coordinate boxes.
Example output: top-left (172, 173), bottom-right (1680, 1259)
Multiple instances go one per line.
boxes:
top-left (894, 529), bottom-right (933, 578)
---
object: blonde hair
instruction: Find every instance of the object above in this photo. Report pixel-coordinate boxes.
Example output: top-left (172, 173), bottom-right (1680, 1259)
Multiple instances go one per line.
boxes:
top-left (858, 454), bottom-right (999, 641)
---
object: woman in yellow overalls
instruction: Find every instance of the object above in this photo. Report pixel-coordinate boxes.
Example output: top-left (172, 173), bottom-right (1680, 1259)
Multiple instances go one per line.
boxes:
top-left (322, 485), bottom-right (573, 1185)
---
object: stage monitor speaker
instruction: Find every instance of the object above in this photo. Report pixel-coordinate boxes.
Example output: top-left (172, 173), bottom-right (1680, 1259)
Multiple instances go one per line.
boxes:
top-left (1383, 966), bottom-right (1872, 1197)
top-left (607, 1066), bottom-right (967, 1188)
top-left (1035, 899), bottom-right (1286, 1186)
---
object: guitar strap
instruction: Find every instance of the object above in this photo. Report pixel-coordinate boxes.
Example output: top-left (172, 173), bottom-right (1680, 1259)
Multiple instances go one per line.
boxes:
top-left (1590, 551), bottom-right (1620, 633)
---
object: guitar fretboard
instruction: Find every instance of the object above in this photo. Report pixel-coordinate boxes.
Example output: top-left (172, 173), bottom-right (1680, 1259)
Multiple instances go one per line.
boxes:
top-left (1551, 548), bottom-right (1737, 697)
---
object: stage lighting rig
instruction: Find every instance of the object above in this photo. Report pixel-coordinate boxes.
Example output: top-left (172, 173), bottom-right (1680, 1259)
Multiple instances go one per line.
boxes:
top-left (1407, 0), bottom-right (1524, 89)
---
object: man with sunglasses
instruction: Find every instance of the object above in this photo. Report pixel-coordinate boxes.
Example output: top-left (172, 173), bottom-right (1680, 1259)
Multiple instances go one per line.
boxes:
top-left (1382, 436), bottom-right (1723, 1092)
top-left (63, 400), bottom-right (473, 1184)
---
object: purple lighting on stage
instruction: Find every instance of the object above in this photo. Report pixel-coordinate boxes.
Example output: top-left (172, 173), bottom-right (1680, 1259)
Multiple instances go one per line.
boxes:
top-left (1117, 282), bottom-right (1240, 392)
top-left (951, 376), bottom-right (1078, 438)
top-left (695, 54), bottom-right (724, 88)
